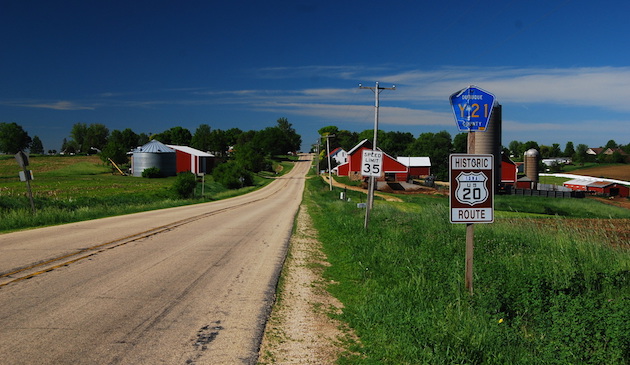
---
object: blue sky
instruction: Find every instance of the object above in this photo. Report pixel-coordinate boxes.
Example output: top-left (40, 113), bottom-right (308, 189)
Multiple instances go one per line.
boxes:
top-left (1, 0), bottom-right (629, 153)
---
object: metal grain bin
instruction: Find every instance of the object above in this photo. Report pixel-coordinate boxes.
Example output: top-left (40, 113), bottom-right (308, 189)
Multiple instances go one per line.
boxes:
top-left (131, 140), bottom-right (177, 177)
top-left (474, 104), bottom-right (502, 189)
top-left (524, 148), bottom-right (540, 189)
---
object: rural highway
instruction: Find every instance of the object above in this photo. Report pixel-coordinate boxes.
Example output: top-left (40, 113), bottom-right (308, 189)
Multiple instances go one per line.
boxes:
top-left (0, 154), bottom-right (312, 364)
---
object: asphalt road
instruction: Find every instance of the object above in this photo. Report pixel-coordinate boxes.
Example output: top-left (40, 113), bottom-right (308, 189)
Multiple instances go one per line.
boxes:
top-left (0, 154), bottom-right (312, 365)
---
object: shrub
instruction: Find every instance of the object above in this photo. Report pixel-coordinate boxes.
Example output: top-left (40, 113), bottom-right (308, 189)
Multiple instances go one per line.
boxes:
top-left (172, 171), bottom-right (197, 198)
top-left (213, 160), bottom-right (253, 189)
top-left (141, 167), bottom-right (162, 178)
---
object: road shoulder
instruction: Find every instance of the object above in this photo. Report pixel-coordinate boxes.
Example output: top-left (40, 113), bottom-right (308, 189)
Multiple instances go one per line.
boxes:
top-left (257, 204), bottom-right (357, 364)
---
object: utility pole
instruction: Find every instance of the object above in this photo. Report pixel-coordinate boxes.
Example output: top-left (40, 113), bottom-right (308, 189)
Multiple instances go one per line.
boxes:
top-left (359, 82), bottom-right (395, 229)
top-left (324, 134), bottom-right (335, 191)
top-left (315, 138), bottom-right (320, 175)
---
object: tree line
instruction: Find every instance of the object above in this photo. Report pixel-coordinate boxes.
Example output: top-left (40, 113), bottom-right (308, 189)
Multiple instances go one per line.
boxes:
top-left (0, 119), bottom-right (301, 188)
top-left (316, 126), bottom-right (629, 180)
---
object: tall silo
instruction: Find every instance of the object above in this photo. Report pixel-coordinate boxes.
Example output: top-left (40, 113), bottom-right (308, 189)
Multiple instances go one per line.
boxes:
top-left (524, 148), bottom-right (540, 189)
top-left (131, 140), bottom-right (177, 177)
top-left (474, 103), bottom-right (502, 189)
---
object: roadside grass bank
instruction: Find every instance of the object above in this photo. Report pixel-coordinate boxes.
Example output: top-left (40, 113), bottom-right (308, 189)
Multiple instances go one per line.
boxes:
top-left (0, 155), bottom-right (295, 232)
top-left (305, 176), bottom-right (630, 364)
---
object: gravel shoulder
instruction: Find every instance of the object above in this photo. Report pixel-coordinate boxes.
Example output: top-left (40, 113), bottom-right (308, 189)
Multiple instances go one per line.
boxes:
top-left (257, 204), bottom-right (357, 364)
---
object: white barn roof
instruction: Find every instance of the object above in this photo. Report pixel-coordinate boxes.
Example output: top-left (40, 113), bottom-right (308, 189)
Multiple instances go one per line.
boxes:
top-left (396, 156), bottom-right (431, 167)
top-left (167, 145), bottom-right (214, 157)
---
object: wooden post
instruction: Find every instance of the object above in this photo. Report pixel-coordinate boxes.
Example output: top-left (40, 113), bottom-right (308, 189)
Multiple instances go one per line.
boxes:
top-left (466, 131), bottom-right (475, 295)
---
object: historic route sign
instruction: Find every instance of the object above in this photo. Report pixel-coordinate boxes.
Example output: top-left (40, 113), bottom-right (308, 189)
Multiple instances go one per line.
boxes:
top-left (450, 154), bottom-right (494, 223)
top-left (361, 149), bottom-right (383, 177)
top-left (449, 86), bottom-right (495, 131)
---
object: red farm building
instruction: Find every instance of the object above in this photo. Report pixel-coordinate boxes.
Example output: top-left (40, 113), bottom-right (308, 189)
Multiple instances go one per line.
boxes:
top-left (335, 139), bottom-right (409, 182)
top-left (396, 157), bottom-right (431, 178)
top-left (563, 179), bottom-right (629, 197)
top-left (167, 145), bottom-right (215, 175)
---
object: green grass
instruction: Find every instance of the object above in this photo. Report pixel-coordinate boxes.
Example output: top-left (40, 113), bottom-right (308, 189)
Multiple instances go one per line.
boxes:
top-left (0, 155), bottom-right (291, 232)
top-left (305, 176), bottom-right (630, 364)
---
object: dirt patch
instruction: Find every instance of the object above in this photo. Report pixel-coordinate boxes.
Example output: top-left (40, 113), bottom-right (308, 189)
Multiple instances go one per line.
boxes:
top-left (258, 205), bottom-right (358, 364)
top-left (571, 165), bottom-right (630, 181)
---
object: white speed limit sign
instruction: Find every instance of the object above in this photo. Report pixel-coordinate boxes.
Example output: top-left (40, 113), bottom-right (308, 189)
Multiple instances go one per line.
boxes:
top-left (361, 150), bottom-right (383, 177)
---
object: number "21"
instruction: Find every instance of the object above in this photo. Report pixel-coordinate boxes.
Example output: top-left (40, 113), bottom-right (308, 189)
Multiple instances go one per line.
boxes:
top-left (457, 103), bottom-right (489, 118)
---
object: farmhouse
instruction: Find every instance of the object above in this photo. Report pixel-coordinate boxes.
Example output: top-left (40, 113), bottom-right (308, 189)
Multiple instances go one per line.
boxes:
top-left (335, 139), bottom-right (409, 181)
top-left (328, 147), bottom-right (348, 165)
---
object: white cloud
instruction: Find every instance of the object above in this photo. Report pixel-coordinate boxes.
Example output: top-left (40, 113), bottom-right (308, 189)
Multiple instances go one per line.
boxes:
top-left (7, 100), bottom-right (96, 110)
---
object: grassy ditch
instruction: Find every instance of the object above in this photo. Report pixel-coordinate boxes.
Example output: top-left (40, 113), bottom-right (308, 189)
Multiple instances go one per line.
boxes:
top-left (0, 155), bottom-right (294, 232)
top-left (305, 177), bottom-right (630, 364)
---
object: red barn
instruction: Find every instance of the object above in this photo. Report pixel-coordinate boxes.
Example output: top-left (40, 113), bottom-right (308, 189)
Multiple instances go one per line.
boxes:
top-left (501, 154), bottom-right (518, 186)
top-left (563, 179), bottom-right (629, 197)
top-left (167, 145), bottom-right (215, 175)
top-left (586, 181), bottom-right (629, 197)
top-left (336, 139), bottom-right (409, 181)
top-left (396, 157), bottom-right (431, 178)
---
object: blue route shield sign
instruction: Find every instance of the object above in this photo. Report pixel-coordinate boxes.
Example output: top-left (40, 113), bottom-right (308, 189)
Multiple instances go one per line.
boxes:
top-left (449, 86), bottom-right (496, 131)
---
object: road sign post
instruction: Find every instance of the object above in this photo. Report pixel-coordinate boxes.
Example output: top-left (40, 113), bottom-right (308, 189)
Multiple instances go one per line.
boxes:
top-left (450, 153), bottom-right (494, 295)
top-left (449, 85), bottom-right (497, 295)
top-left (14, 151), bottom-right (35, 213)
top-left (361, 149), bottom-right (383, 229)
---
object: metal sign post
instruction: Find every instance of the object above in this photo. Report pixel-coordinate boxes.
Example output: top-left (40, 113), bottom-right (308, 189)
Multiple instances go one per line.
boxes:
top-left (359, 82), bottom-right (395, 230)
top-left (361, 149), bottom-right (383, 229)
top-left (15, 151), bottom-right (35, 213)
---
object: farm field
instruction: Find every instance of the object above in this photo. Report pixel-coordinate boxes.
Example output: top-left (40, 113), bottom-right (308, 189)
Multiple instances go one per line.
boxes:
top-left (569, 163), bottom-right (630, 181)
top-left (0, 154), bottom-right (291, 232)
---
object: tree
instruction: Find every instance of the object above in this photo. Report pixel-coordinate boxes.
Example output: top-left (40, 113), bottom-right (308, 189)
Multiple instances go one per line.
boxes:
top-left (508, 140), bottom-right (523, 158)
top-left (550, 143), bottom-right (561, 157)
top-left (335, 129), bottom-right (359, 151)
top-left (101, 130), bottom-right (128, 165)
top-left (152, 126), bottom-right (192, 145)
top-left (212, 160), bottom-right (253, 189)
top-left (540, 145), bottom-right (551, 159)
top-left (574, 144), bottom-right (589, 164)
top-left (208, 129), bottom-right (228, 156)
top-left (522, 141), bottom-right (540, 153)
top-left (70, 123), bottom-right (88, 152)
top-left (406, 130), bottom-right (452, 180)
top-left (30, 136), bottom-right (44, 154)
top-left (563, 141), bottom-right (575, 157)
top-left (191, 124), bottom-right (212, 151)
top-left (276, 118), bottom-right (301, 153)
top-left (453, 133), bottom-right (468, 153)
top-left (605, 139), bottom-right (618, 149)
top-left (85, 124), bottom-right (109, 153)
top-left (0, 122), bottom-right (32, 154)
top-left (380, 131), bottom-right (414, 157)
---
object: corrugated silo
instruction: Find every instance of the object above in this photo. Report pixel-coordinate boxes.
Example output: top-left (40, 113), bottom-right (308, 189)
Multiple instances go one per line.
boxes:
top-left (524, 148), bottom-right (540, 189)
top-left (131, 140), bottom-right (177, 177)
top-left (474, 103), bottom-right (502, 188)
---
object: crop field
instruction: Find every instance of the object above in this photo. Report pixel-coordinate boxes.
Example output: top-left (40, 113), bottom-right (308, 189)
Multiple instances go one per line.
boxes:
top-left (569, 163), bottom-right (630, 181)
